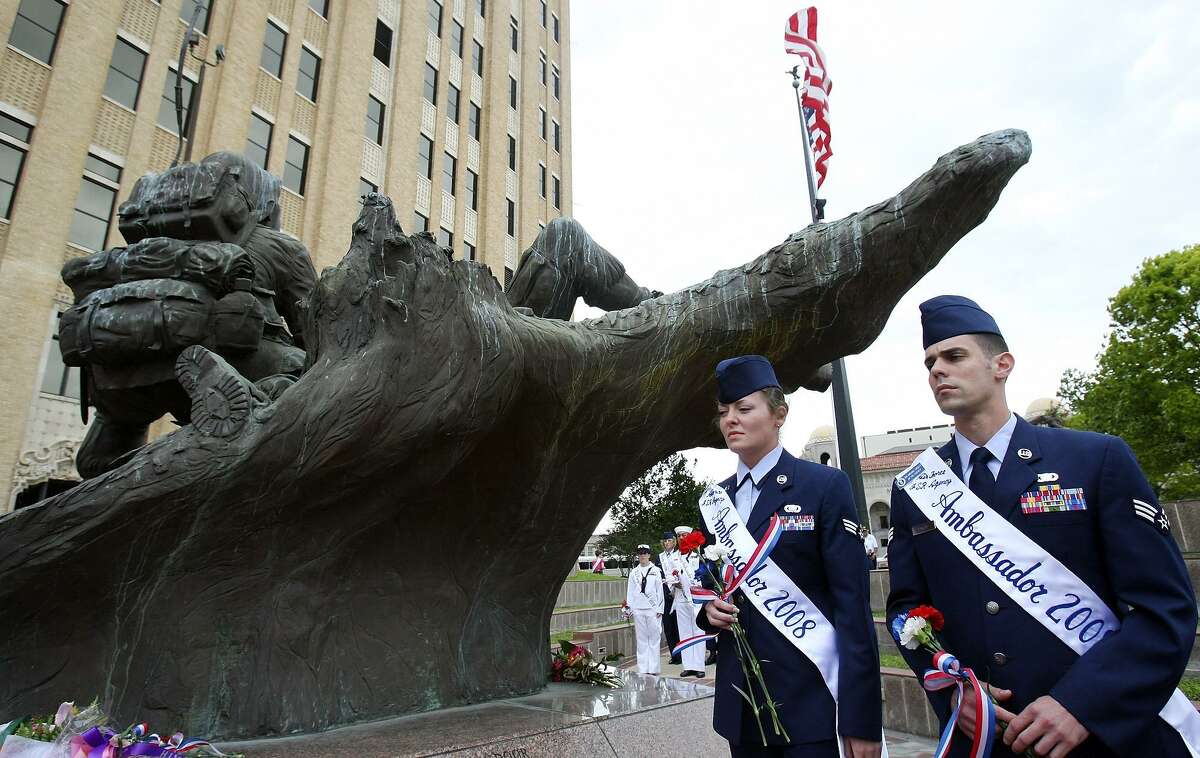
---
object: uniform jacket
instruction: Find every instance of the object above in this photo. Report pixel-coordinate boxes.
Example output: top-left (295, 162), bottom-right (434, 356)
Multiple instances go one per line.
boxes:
top-left (626, 563), bottom-right (664, 612)
top-left (887, 417), bottom-right (1197, 757)
top-left (697, 449), bottom-right (882, 745)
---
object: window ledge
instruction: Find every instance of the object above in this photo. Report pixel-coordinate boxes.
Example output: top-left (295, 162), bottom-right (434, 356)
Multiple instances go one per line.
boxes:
top-left (281, 186), bottom-right (304, 200)
top-left (100, 95), bottom-right (138, 116)
top-left (5, 45), bottom-right (52, 70)
top-left (258, 67), bottom-right (283, 83)
top-left (296, 92), bottom-right (318, 107)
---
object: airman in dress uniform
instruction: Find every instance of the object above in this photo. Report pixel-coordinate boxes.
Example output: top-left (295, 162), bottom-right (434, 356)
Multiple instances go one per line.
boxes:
top-left (699, 355), bottom-right (882, 758)
top-left (887, 295), bottom-right (1199, 757)
top-left (626, 544), bottom-right (665, 675)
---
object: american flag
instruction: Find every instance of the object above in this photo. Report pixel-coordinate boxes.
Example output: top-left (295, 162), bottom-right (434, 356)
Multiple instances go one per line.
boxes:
top-left (784, 7), bottom-right (833, 187)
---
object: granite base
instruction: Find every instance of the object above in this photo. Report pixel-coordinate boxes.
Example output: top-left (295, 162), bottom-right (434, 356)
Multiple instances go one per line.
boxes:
top-left (217, 672), bottom-right (724, 757)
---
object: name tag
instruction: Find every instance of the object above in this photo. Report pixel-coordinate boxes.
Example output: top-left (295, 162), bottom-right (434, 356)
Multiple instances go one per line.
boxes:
top-left (912, 521), bottom-right (936, 536)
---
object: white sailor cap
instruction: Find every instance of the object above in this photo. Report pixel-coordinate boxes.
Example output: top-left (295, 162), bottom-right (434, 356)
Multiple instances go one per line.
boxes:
top-left (674, 526), bottom-right (693, 536)
top-left (635, 544), bottom-right (652, 553)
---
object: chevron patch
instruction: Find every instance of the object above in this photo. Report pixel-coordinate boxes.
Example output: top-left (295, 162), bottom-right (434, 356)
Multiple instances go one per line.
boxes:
top-left (1133, 498), bottom-right (1170, 533)
top-left (842, 518), bottom-right (859, 536)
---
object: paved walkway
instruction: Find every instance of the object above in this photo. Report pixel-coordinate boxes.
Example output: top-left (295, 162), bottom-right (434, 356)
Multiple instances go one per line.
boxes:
top-left (622, 651), bottom-right (938, 758)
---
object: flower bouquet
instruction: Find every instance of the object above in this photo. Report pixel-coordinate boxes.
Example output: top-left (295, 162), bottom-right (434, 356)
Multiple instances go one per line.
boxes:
top-left (0, 700), bottom-right (239, 758)
top-left (892, 605), bottom-right (1033, 758)
top-left (680, 531), bottom-right (790, 747)
top-left (549, 641), bottom-right (623, 688)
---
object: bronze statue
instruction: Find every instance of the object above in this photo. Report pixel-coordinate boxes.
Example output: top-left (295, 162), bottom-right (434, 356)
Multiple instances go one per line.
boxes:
top-left (59, 151), bottom-right (317, 477)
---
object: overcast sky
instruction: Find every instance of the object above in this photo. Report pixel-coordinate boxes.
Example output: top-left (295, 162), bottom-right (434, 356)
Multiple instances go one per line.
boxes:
top-left (568, 1), bottom-right (1200, 503)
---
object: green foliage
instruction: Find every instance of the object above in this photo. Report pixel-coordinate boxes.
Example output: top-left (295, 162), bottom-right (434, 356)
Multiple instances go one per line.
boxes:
top-left (599, 454), bottom-right (710, 566)
top-left (1179, 677), bottom-right (1200, 702)
top-left (1059, 244), bottom-right (1200, 499)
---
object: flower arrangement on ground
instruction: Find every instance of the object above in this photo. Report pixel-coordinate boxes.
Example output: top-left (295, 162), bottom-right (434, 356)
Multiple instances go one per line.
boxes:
top-left (549, 641), bottom-right (623, 688)
top-left (0, 700), bottom-right (238, 757)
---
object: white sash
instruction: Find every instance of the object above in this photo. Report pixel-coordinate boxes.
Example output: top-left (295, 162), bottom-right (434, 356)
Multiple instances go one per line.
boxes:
top-left (897, 448), bottom-right (1200, 756)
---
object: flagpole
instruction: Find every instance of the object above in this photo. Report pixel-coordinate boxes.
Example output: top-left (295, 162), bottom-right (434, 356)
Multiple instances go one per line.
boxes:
top-left (787, 67), bottom-right (869, 528)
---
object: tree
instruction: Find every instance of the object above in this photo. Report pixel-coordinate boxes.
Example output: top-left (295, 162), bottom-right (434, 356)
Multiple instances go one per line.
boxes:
top-left (1058, 244), bottom-right (1200, 499)
top-left (600, 454), bottom-right (711, 574)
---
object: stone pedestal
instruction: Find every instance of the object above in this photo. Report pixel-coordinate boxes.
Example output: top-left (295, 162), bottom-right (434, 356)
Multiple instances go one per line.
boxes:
top-left (217, 673), bottom-right (723, 757)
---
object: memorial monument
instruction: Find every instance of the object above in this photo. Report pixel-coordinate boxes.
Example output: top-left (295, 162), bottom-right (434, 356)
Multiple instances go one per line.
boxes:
top-left (0, 129), bottom-right (1031, 739)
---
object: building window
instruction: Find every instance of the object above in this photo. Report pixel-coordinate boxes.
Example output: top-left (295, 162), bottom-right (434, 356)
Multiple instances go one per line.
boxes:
top-left (472, 41), bottom-right (484, 76)
top-left (428, 0), bottom-right (442, 36)
top-left (468, 103), bottom-right (481, 140)
top-left (552, 64), bottom-right (560, 99)
top-left (437, 227), bottom-right (453, 249)
top-left (245, 112), bottom-right (272, 168)
top-left (104, 38), bottom-right (147, 110)
top-left (359, 177), bottom-right (377, 196)
top-left (552, 174), bottom-right (561, 210)
top-left (464, 242), bottom-right (476, 261)
top-left (261, 21), bottom-right (287, 78)
top-left (538, 163), bottom-right (546, 197)
top-left (40, 314), bottom-right (80, 400)
top-left (157, 69), bottom-right (196, 133)
top-left (506, 199), bottom-right (515, 236)
top-left (69, 155), bottom-right (121, 252)
top-left (474, 0), bottom-right (486, 18)
top-left (508, 76), bottom-right (517, 109)
top-left (447, 83), bottom-right (460, 122)
top-left (539, 51), bottom-right (547, 84)
top-left (9, 0), bottom-right (66, 66)
top-left (375, 20), bottom-right (393, 65)
top-left (552, 13), bottom-right (560, 42)
top-left (539, 107), bottom-right (546, 139)
top-left (413, 211), bottom-right (429, 232)
top-left (450, 21), bottom-right (464, 58)
top-left (365, 95), bottom-right (385, 144)
top-left (309, 0), bottom-right (329, 18)
top-left (540, 0), bottom-right (547, 26)
top-left (181, 0), bottom-right (212, 34)
top-left (297, 47), bottom-right (321, 101)
top-left (417, 134), bottom-right (433, 179)
top-left (424, 63), bottom-right (438, 104)
top-left (509, 16), bottom-right (518, 52)
top-left (504, 266), bottom-right (514, 288)
top-left (507, 135), bottom-right (516, 170)
top-left (283, 136), bottom-right (309, 195)
top-left (442, 152), bottom-right (456, 194)
top-left (0, 113), bottom-right (33, 220)
top-left (552, 119), bottom-right (560, 152)
top-left (464, 169), bottom-right (478, 210)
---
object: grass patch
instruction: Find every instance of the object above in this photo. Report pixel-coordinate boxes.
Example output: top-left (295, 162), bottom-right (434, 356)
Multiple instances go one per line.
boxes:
top-left (564, 571), bottom-right (624, 582)
top-left (554, 601), bottom-right (622, 612)
top-left (550, 630), bottom-right (575, 647)
top-left (1180, 677), bottom-right (1200, 701)
top-left (880, 653), bottom-right (907, 669)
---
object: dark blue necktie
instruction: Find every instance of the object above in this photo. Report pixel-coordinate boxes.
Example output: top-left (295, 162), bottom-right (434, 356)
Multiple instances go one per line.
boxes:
top-left (969, 447), bottom-right (996, 507)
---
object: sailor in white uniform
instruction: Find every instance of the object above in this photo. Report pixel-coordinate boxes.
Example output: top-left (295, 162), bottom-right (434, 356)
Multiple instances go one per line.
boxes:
top-left (626, 544), bottom-right (665, 675)
top-left (667, 525), bottom-right (707, 678)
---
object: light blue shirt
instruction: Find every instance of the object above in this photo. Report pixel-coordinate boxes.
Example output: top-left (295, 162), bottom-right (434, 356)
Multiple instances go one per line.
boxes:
top-left (955, 412), bottom-right (1017, 482)
top-left (734, 444), bottom-right (784, 521)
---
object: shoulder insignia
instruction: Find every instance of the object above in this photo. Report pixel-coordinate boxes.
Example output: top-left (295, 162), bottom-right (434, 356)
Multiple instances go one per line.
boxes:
top-left (842, 518), bottom-right (859, 536)
top-left (888, 527), bottom-right (894, 543)
top-left (1133, 498), bottom-right (1170, 533)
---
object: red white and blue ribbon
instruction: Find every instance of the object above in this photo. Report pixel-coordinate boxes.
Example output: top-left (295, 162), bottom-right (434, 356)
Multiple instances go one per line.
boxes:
top-left (921, 651), bottom-right (994, 758)
top-left (675, 515), bottom-right (784, 657)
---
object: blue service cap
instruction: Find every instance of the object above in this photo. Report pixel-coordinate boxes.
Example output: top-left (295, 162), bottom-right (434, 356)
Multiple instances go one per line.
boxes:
top-left (716, 355), bottom-right (781, 404)
top-left (661, 531), bottom-right (675, 540)
top-left (919, 295), bottom-right (1003, 349)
